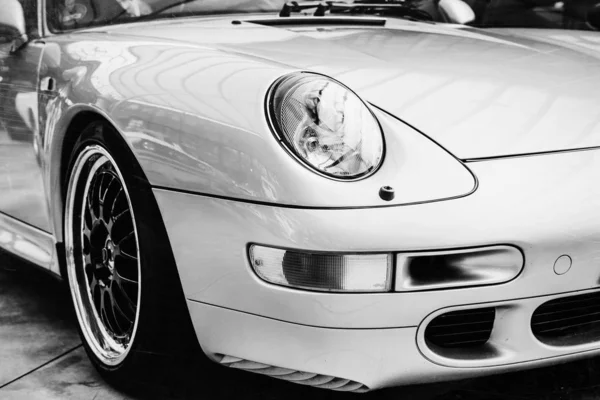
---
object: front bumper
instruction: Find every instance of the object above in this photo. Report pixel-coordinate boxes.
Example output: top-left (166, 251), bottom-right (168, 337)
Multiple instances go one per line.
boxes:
top-left (154, 148), bottom-right (600, 390)
top-left (186, 295), bottom-right (600, 391)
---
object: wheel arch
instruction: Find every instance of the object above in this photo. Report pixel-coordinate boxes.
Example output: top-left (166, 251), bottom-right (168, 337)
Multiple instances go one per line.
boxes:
top-left (56, 112), bottom-right (206, 381)
top-left (48, 106), bottom-right (136, 246)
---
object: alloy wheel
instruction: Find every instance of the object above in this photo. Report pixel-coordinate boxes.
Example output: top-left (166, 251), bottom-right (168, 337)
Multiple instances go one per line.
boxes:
top-left (65, 145), bottom-right (141, 367)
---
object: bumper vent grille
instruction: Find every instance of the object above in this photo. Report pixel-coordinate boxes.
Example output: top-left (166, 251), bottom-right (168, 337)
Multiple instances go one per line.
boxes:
top-left (532, 291), bottom-right (600, 346)
top-left (425, 308), bottom-right (495, 348)
top-left (218, 355), bottom-right (369, 392)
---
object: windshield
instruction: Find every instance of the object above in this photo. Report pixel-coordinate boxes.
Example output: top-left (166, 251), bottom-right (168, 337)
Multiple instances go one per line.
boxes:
top-left (48, 0), bottom-right (600, 31)
top-left (48, 0), bottom-right (289, 30)
top-left (469, 0), bottom-right (600, 29)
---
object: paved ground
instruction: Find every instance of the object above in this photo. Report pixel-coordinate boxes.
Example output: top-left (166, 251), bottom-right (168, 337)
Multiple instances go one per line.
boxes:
top-left (3, 253), bottom-right (600, 400)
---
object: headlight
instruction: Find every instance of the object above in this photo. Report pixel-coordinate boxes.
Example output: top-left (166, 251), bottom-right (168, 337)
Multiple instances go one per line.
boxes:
top-left (268, 72), bottom-right (384, 180)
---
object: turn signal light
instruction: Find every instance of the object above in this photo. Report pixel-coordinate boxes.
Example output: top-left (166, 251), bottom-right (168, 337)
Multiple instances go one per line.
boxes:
top-left (249, 245), bottom-right (392, 293)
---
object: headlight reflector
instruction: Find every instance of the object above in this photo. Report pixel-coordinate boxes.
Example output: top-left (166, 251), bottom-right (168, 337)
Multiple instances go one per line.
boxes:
top-left (269, 73), bottom-right (384, 180)
top-left (249, 245), bottom-right (392, 293)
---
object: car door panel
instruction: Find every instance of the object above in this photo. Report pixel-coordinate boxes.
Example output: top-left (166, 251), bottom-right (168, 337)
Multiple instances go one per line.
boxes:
top-left (0, 39), bottom-right (51, 232)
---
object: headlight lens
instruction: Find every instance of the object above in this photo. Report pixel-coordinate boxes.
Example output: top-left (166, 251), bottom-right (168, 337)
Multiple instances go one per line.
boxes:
top-left (269, 72), bottom-right (384, 180)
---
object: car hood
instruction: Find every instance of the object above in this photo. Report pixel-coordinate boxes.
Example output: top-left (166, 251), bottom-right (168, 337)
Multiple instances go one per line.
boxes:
top-left (104, 17), bottom-right (600, 159)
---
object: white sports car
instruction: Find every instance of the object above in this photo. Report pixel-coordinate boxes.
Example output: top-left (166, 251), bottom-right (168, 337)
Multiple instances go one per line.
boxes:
top-left (1, 0), bottom-right (600, 394)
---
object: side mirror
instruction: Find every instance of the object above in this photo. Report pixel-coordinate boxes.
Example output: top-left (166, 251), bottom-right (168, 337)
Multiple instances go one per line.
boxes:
top-left (0, 0), bottom-right (27, 51)
top-left (587, 4), bottom-right (600, 30)
top-left (438, 0), bottom-right (476, 25)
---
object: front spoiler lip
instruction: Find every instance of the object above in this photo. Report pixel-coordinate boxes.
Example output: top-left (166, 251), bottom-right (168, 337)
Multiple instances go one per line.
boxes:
top-left (188, 296), bottom-right (600, 390)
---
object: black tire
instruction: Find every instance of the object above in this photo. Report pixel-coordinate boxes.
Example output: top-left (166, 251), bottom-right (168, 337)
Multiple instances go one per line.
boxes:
top-left (63, 120), bottom-right (206, 396)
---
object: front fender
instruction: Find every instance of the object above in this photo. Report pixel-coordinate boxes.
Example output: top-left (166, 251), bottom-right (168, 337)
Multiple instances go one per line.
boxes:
top-left (40, 33), bottom-right (476, 240)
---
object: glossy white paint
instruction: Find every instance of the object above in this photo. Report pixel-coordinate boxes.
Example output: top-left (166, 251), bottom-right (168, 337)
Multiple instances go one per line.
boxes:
top-left (28, 15), bottom-right (600, 230)
top-left (0, 6), bottom-right (599, 255)
top-left (33, 34), bottom-right (476, 237)
top-left (189, 297), bottom-right (600, 390)
top-left (0, 211), bottom-right (57, 273)
top-left (154, 148), bottom-right (600, 328)
top-left (0, 40), bottom-right (50, 232)
top-left (1, 3), bottom-right (600, 392)
top-left (105, 16), bottom-right (600, 159)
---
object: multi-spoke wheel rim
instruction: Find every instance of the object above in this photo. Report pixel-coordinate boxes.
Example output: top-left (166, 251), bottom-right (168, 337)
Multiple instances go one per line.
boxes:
top-left (66, 145), bottom-right (141, 366)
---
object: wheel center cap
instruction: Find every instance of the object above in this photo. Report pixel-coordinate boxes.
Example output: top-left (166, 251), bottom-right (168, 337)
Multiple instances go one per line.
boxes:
top-left (104, 240), bottom-right (116, 270)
